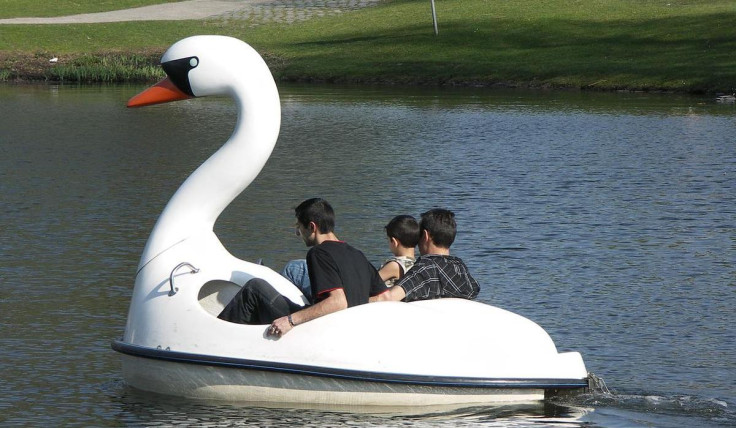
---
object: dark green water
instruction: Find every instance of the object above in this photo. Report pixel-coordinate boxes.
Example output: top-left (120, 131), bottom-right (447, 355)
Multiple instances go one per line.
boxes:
top-left (1, 83), bottom-right (734, 427)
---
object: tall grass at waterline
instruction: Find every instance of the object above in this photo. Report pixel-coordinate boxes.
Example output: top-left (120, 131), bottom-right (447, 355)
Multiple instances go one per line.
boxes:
top-left (50, 54), bottom-right (164, 83)
top-left (0, 0), bottom-right (180, 19)
top-left (0, 49), bottom-right (167, 82)
top-left (1, 0), bottom-right (734, 92)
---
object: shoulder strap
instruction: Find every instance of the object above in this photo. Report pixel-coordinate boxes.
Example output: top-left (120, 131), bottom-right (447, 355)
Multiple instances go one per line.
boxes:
top-left (397, 259), bottom-right (406, 279)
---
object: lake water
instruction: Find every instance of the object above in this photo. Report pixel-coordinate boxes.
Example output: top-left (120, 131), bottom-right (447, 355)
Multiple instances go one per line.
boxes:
top-left (1, 83), bottom-right (734, 427)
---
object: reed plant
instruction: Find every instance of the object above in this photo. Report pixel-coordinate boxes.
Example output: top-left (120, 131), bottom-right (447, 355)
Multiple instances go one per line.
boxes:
top-left (0, 50), bottom-right (164, 82)
top-left (49, 54), bottom-right (164, 82)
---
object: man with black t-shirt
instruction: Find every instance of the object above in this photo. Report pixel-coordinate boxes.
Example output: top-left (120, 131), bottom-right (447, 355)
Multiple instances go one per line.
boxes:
top-left (218, 198), bottom-right (388, 337)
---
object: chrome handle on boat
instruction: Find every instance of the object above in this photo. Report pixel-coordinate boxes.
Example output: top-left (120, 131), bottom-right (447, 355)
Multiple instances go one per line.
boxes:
top-left (169, 262), bottom-right (199, 296)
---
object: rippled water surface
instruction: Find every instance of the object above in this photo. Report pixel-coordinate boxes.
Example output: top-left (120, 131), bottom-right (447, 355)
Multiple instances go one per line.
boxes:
top-left (1, 83), bottom-right (734, 427)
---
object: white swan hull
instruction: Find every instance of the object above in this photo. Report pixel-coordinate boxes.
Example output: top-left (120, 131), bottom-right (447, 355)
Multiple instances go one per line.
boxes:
top-left (114, 233), bottom-right (588, 406)
top-left (115, 345), bottom-right (585, 405)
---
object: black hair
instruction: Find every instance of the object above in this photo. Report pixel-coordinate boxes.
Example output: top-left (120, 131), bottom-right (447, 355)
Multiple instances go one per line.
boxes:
top-left (385, 215), bottom-right (420, 248)
top-left (294, 198), bottom-right (335, 233)
top-left (420, 209), bottom-right (456, 248)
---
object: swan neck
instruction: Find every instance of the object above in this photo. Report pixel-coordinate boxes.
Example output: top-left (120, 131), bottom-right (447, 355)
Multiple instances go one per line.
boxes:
top-left (139, 79), bottom-right (280, 269)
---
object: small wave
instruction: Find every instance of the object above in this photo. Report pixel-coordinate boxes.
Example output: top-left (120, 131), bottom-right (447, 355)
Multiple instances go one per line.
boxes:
top-left (555, 389), bottom-right (733, 427)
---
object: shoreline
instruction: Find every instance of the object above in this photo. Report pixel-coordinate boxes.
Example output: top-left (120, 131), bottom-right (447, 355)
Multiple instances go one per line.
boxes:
top-left (0, 51), bottom-right (723, 95)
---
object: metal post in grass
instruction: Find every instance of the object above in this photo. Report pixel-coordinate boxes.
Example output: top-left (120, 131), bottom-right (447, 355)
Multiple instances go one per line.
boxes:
top-left (430, 0), bottom-right (439, 35)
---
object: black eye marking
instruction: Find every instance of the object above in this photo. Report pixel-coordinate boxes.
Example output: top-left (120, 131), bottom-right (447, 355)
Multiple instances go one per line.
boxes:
top-left (161, 56), bottom-right (199, 96)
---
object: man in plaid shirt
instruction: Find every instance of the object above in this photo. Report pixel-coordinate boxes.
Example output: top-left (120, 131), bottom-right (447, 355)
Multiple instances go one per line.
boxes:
top-left (372, 208), bottom-right (479, 302)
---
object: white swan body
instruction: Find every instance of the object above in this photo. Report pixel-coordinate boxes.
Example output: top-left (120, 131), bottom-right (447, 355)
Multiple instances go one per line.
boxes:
top-left (114, 35), bottom-right (588, 406)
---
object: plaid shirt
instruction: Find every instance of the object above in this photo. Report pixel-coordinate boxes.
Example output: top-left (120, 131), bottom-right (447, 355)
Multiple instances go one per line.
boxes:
top-left (396, 254), bottom-right (480, 302)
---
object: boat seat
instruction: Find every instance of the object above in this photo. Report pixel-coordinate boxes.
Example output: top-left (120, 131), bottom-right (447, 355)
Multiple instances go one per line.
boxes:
top-left (198, 279), bottom-right (241, 316)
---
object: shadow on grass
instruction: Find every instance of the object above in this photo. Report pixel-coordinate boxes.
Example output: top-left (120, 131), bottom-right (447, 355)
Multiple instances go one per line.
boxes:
top-left (283, 11), bottom-right (736, 91)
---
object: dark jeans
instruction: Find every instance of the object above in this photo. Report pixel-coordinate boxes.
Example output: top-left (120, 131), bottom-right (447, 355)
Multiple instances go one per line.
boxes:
top-left (217, 278), bottom-right (304, 325)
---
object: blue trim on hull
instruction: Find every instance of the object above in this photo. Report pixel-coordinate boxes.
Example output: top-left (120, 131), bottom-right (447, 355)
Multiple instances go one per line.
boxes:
top-left (111, 340), bottom-right (589, 390)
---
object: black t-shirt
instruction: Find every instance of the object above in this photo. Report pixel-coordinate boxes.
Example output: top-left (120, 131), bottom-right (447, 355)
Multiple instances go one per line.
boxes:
top-left (306, 240), bottom-right (386, 306)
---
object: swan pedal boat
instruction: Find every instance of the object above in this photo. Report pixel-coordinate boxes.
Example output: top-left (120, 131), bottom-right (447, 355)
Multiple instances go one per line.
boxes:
top-left (112, 35), bottom-right (590, 406)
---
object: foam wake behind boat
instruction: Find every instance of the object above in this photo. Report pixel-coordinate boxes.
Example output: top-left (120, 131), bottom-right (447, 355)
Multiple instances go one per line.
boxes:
top-left (113, 35), bottom-right (589, 406)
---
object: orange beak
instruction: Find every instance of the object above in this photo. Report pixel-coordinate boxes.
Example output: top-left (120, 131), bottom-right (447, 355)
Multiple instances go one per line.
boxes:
top-left (127, 78), bottom-right (192, 108)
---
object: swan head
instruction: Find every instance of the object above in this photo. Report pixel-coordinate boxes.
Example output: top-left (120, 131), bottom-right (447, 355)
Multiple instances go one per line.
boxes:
top-left (126, 36), bottom-right (281, 270)
top-left (128, 35), bottom-right (272, 107)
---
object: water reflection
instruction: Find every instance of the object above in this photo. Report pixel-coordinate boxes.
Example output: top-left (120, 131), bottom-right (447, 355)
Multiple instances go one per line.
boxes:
top-left (116, 386), bottom-right (591, 427)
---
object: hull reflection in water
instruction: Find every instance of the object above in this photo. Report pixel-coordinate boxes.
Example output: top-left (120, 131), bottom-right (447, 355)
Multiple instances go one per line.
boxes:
top-left (117, 386), bottom-right (592, 425)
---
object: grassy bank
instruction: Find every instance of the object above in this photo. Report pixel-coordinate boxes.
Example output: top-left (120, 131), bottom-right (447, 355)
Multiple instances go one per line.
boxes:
top-left (1, 0), bottom-right (735, 93)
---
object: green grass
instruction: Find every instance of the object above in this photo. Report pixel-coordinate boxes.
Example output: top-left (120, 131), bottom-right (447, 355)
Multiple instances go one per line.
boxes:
top-left (50, 52), bottom-right (164, 82)
top-left (1, 0), bottom-right (734, 92)
top-left (0, 0), bottom-right (180, 19)
top-left (248, 0), bottom-right (736, 92)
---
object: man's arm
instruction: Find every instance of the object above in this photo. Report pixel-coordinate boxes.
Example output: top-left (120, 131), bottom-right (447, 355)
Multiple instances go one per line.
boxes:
top-left (370, 285), bottom-right (405, 302)
top-left (377, 260), bottom-right (401, 283)
top-left (269, 288), bottom-right (347, 337)
top-left (372, 258), bottom-right (429, 302)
